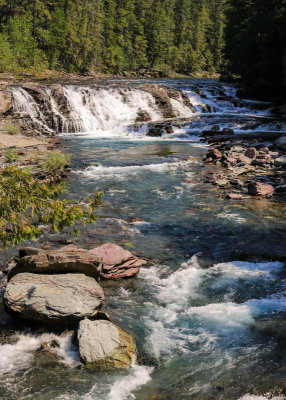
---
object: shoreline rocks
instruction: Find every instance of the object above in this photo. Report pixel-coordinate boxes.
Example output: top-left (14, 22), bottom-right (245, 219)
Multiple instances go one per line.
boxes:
top-left (8, 246), bottom-right (102, 281)
top-left (89, 243), bottom-right (142, 280)
top-left (202, 131), bottom-right (286, 199)
top-left (4, 273), bottom-right (104, 326)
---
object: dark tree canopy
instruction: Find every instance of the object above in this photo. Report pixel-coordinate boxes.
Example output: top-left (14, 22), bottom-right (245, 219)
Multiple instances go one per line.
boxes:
top-left (224, 0), bottom-right (286, 101)
top-left (0, 0), bottom-right (225, 74)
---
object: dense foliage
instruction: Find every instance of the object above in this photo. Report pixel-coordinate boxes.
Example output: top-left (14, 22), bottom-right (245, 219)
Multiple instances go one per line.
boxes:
top-left (0, 0), bottom-right (225, 74)
top-left (224, 0), bottom-right (286, 100)
top-left (0, 166), bottom-right (103, 246)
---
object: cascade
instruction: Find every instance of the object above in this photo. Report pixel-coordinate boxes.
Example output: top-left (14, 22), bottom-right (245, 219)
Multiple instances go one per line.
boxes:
top-left (8, 84), bottom-right (216, 136)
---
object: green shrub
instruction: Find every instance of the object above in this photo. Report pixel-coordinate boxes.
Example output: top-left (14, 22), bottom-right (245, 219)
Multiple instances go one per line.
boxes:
top-left (41, 151), bottom-right (70, 174)
top-left (5, 149), bottom-right (19, 163)
top-left (0, 166), bottom-right (103, 246)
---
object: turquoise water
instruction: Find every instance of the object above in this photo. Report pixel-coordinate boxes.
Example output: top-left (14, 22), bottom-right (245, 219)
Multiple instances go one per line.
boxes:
top-left (1, 79), bottom-right (286, 400)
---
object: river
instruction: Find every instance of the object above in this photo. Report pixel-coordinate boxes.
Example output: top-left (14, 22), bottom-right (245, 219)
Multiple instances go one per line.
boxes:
top-left (1, 78), bottom-right (286, 400)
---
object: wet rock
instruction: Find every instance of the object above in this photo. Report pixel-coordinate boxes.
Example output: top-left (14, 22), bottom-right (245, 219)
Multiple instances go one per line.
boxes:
top-left (244, 147), bottom-right (257, 159)
top-left (135, 110), bottom-right (151, 123)
top-left (269, 151), bottom-right (280, 158)
top-left (215, 178), bottom-right (229, 186)
top-left (19, 247), bottom-right (41, 258)
top-left (40, 340), bottom-right (60, 352)
top-left (248, 181), bottom-right (274, 197)
top-left (135, 84), bottom-right (176, 119)
top-left (4, 273), bottom-right (104, 326)
top-left (238, 155), bottom-right (253, 165)
top-left (9, 246), bottom-right (102, 281)
top-left (207, 148), bottom-right (223, 159)
top-left (0, 259), bottom-right (8, 272)
top-left (222, 128), bottom-right (234, 135)
top-left (227, 193), bottom-right (242, 200)
top-left (265, 385), bottom-right (286, 398)
top-left (89, 243), bottom-right (142, 279)
top-left (211, 125), bottom-right (220, 131)
top-left (77, 319), bottom-right (136, 369)
top-left (202, 129), bottom-right (221, 137)
top-left (231, 145), bottom-right (244, 153)
top-left (0, 87), bottom-right (12, 115)
top-left (147, 127), bottom-right (163, 137)
top-left (274, 156), bottom-right (286, 166)
top-left (129, 218), bottom-right (144, 223)
top-left (275, 185), bottom-right (286, 194)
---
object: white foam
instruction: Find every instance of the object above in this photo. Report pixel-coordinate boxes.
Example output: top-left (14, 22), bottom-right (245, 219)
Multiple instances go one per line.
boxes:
top-left (217, 213), bottom-right (247, 224)
top-left (75, 160), bottom-right (191, 180)
top-left (209, 261), bottom-right (284, 288)
top-left (0, 332), bottom-right (80, 376)
top-left (107, 365), bottom-right (153, 400)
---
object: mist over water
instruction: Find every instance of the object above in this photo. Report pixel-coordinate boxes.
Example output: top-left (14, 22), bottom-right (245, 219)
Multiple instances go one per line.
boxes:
top-left (2, 79), bottom-right (286, 400)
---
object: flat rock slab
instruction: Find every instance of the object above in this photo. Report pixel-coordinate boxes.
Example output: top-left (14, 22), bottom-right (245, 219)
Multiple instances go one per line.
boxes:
top-left (77, 319), bottom-right (136, 369)
top-left (8, 246), bottom-right (102, 281)
top-left (4, 273), bottom-right (104, 326)
top-left (89, 243), bottom-right (141, 279)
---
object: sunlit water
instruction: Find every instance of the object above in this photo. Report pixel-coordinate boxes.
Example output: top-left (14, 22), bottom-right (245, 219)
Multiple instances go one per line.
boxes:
top-left (1, 79), bottom-right (286, 400)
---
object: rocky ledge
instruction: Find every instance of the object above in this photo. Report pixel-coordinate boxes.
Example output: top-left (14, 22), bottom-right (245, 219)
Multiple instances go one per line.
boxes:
top-left (201, 127), bottom-right (286, 199)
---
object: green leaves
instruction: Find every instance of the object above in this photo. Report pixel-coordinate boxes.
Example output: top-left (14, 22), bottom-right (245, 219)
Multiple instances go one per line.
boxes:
top-left (0, 0), bottom-right (226, 75)
top-left (0, 166), bottom-right (103, 247)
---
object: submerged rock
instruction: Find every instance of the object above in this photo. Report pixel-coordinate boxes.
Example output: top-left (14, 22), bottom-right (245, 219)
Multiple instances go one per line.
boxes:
top-left (89, 243), bottom-right (142, 279)
top-left (77, 318), bottom-right (136, 369)
top-left (4, 273), bottom-right (104, 326)
top-left (8, 246), bottom-right (102, 281)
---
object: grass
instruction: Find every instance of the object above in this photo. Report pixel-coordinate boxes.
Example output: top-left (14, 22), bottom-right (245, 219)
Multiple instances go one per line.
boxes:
top-left (5, 149), bottom-right (19, 163)
top-left (40, 150), bottom-right (70, 174)
top-left (1, 123), bottom-right (21, 135)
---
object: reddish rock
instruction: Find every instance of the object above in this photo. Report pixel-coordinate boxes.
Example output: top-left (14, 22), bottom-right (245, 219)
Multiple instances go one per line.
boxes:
top-left (238, 155), bottom-right (253, 165)
top-left (205, 157), bottom-right (213, 163)
top-left (248, 182), bottom-right (274, 197)
top-left (227, 193), bottom-right (242, 200)
top-left (226, 157), bottom-right (236, 164)
top-left (270, 151), bottom-right (279, 158)
top-left (129, 218), bottom-right (144, 223)
top-left (260, 147), bottom-right (270, 153)
top-left (89, 243), bottom-right (142, 280)
top-left (209, 148), bottom-right (223, 159)
top-left (256, 154), bottom-right (271, 160)
top-left (244, 147), bottom-right (257, 159)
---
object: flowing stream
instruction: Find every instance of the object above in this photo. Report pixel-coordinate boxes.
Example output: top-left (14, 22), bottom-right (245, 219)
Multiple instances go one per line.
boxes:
top-left (1, 79), bottom-right (286, 400)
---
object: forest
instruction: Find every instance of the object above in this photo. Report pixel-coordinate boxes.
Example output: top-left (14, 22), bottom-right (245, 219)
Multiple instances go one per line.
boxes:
top-left (0, 0), bottom-right (285, 100)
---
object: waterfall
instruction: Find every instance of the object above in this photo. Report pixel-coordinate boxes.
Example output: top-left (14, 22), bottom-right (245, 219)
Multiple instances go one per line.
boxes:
top-left (9, 85), bottom-right (200, 136)
top-left (9, 82), bottom-right (256, 137)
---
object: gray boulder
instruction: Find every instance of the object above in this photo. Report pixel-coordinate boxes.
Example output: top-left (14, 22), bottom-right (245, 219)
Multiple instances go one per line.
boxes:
top-left (4, 273), bottom-right (104, 326)
top-left (77, 319), bottom-right (136, 369)
top-left (8, 246), bottom-right (102, 281)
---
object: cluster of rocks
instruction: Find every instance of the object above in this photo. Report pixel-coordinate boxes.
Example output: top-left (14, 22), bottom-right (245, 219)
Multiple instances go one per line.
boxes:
top-left (3, 243), bottom-right (142, 369)
top-left (202, 128), bottom-right (286, 198)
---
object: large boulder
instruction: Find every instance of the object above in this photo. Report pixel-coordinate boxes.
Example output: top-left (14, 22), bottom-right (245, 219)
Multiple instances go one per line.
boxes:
top-left (4, 273), bottom-right (104, 326)
top-left (89, 243), bottom-right (142, 279)
top-left (77, 319), bottom-right (136, 369)
top-left (8, 246), bottom-right (102, 281)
